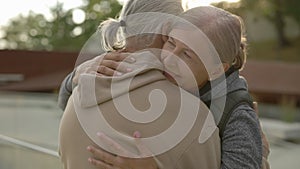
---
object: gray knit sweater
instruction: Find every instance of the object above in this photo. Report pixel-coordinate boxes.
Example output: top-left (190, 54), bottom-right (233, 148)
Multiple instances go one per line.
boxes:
top-left (199, 70), bottom-right (262, 169)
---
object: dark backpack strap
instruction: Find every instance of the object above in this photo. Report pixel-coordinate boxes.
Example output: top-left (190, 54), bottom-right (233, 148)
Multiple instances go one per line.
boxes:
top-left (217, 89), bottom-right (253, 138)
top-left (201, 89), bottom-right (254, 138)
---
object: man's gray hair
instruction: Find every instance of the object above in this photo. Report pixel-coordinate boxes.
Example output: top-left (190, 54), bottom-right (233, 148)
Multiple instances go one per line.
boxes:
top-left (179, 6), bottom-right (247, 70)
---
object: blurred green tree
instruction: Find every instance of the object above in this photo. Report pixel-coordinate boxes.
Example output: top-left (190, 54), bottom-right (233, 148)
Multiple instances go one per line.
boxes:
top-left (285, 0), bottom-right (300, 30)
top-left (2, 0), bottom-right (122, 51)
top-left (250, 0), bottom-right (290, 48)
top-left (214, 0), bottom-right (300, 48)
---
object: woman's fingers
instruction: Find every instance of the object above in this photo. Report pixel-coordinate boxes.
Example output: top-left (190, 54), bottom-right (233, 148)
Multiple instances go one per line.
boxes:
top-left (99, 60), bottom-right (132, 74)
top-left (101, 60), bottom-right (119, 70)
top-left (135, 139), bottom-right (153, 158)
top-left (87, 145), bottom-right (127, 168)
top-left (103, 52), bottom-right (127, 62)
top-left (89, 155), bottom-right (130, 169)
top-left (104, 52), bottom-right (135, 63)
top-left (73, 58), bottom-right (100, 84)
top-left (88, 157), bottom-right (115, 169)
top-left (97, 65), bottom-right (123, 76)
top-left (97, 132), bottom-right (135, 157)
top-left (132, 131), bottom-right (153, 158)
top-left (133, 131), bottom-right (141, 138)
top-left (95, 52), bottom-right (136, 76)
top-left (87, 146), bottom-right (117, 165)
top-left (73, 52), bottom-right (136, 80)
top-left (87, 131), bottom-right (159, 169)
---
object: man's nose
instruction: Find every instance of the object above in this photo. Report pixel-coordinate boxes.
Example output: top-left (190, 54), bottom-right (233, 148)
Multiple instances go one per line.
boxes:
top-left (164, 54), bottom-right (181, 76)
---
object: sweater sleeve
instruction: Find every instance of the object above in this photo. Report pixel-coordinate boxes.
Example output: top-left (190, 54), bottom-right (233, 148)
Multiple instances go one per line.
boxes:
top-left (58, 70), bottom-right (76, 111)
top-left (220, 105), bottom-right (262, 169)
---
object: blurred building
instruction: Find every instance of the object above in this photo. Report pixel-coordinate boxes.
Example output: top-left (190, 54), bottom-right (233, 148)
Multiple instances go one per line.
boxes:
top-left (241, 60), bottom-right (300, 106)
top-left (0, 50), bottom-right (77, 92)
top-left (0, 49), bottom-right (300, 105)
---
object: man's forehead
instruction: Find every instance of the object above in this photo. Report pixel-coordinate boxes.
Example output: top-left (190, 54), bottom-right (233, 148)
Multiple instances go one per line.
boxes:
top-left (169, 29), bottom-right (210, 50)
top-left (169, 28), bottom-right (198, 39)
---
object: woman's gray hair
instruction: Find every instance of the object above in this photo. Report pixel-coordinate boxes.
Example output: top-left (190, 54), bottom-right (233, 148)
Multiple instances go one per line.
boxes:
top-left (180, 6), bottom-right (247, 70)
top-left (98, 0), bottom-right (184, 51)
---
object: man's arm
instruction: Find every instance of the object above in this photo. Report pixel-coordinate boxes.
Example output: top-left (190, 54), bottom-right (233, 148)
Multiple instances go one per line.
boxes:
top-left (58, 70), bottom-right (76, 110)
top-left (221, 105), bottom-right (263, 169)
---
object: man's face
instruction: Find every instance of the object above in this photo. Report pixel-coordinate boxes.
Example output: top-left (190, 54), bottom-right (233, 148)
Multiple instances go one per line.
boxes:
top-left (160, 28), bottom-right (210, 92)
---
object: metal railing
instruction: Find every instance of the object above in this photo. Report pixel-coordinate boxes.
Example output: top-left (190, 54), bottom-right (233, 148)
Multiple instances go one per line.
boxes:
top-left (0, 134), bottom-right (59, 158)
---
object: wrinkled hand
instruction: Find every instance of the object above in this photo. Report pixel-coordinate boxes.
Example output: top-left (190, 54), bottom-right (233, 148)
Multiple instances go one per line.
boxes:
top-left (95, 52), bottom-right (135, 76)
top-left (72, 55), bottom-right (102, 85)
top-left (72, 52), bottom-right (136, 85)
top-left (87, 132), bottom-right (158, 169)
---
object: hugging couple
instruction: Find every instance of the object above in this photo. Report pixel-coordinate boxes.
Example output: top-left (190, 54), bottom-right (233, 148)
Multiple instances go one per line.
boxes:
top-left (58, 0), bottom-right (269, 169)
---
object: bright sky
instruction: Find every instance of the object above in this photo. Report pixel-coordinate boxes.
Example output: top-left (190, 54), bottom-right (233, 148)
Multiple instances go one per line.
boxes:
top-left (0, 0), bottom-right (239, 26)
top-left (0, 0), bottom-right (83, 26)
top-left (183, 0), bottom-right (239, 8)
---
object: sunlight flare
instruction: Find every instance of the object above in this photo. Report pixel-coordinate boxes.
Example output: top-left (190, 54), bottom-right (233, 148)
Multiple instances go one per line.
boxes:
top-left (183, 0), bottom-right (240, 8)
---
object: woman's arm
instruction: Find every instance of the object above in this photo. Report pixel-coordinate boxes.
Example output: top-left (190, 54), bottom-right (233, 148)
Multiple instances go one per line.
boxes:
top-left (221, 105), bottom-right (263, 169)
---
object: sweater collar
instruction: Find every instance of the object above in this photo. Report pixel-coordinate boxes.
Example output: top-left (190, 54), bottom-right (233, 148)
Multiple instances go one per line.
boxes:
top-left (198, 66), bottom-right (237, 101)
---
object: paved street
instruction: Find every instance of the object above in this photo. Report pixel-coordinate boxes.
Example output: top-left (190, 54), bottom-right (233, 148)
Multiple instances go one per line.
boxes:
top-left (0, 91), bottom-right (299, 169)
top-left (0, 92), bottom-right (63, 169)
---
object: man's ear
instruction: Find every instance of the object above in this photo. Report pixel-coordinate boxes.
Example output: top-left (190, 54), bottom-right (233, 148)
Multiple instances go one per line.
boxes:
top-left (209, 63), bottom-right (230, 80)
top-left (222, 63), bottom-right (230, 72)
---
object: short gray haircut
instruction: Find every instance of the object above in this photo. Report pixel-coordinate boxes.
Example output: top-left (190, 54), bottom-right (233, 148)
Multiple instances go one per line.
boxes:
top-left (98, 0), bottom-right (184, 51)
top-left (180, 6), bottom-right (247, 70)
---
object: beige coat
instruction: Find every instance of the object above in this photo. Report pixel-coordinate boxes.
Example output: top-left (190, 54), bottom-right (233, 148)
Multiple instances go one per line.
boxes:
top-left (59, 51), bottom-right (221, 169)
